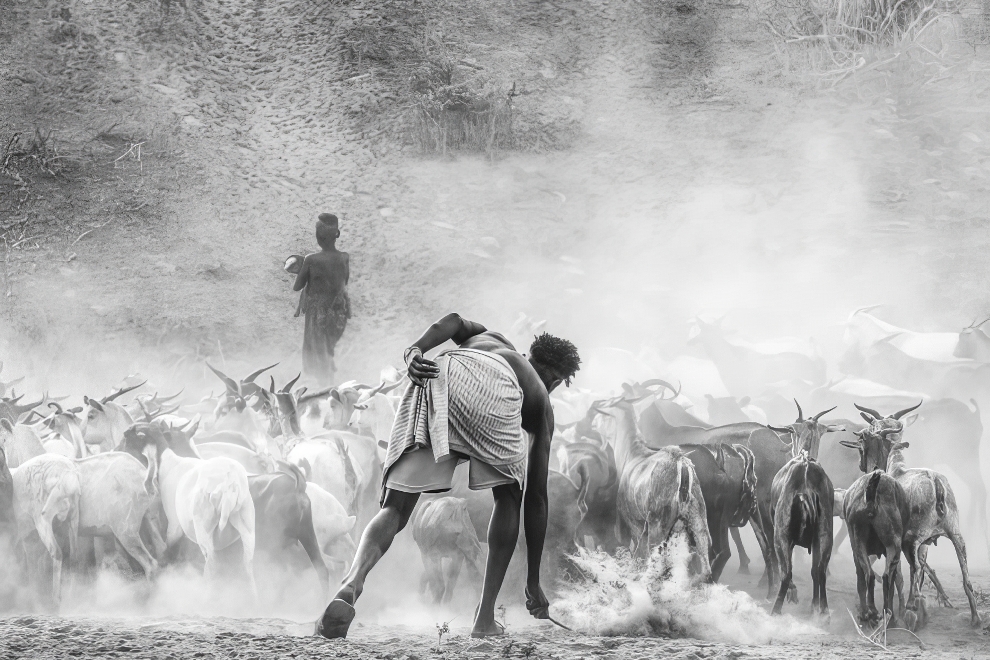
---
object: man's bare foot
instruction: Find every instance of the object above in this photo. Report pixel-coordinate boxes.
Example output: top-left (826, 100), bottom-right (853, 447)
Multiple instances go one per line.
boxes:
top-left (315, 599), bottom-right (355, 639)
top-left (470, 619), bottom-right (506, 638)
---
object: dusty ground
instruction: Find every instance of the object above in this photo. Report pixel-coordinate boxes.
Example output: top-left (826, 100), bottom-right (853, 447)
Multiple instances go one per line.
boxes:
top-left (0, 557), bottom-right (988, 659)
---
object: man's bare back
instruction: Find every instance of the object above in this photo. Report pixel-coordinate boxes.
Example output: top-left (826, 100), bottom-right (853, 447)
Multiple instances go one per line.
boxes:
top-left (457, 331), bottom-right (555, 439)
top-left (294, 250), bottom-right (349, 298)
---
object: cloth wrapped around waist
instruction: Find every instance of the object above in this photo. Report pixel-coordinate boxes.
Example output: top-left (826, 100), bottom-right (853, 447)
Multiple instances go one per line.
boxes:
top-left (382, 348), bottom-right (528, 499)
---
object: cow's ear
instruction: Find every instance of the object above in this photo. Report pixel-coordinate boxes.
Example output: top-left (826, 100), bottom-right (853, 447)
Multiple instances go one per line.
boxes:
top-left (839, 439), bottom-right (860, 449)
top-left (903, 413), bottom-right (919, 427)
top-left (89, 399), bottom-right (105, 413)
top-left (0, 418), bottom-right (12, 432)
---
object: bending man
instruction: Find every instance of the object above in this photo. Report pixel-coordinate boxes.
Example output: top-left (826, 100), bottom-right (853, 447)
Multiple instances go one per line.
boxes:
top-left (316, 313), bottom-right (580, 638)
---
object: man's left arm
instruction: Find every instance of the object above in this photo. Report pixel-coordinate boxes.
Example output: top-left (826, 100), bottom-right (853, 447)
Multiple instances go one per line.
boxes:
top-left (523, 402), bottom-right (553, 619)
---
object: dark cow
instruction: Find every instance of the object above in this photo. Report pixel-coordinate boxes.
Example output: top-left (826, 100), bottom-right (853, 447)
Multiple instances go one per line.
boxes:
top-left (769, 452), bottom-right (833, 621)
top-left (557, 440), bottom-right (618, 552)
top-left (842, 469), bottom-right (910, 628)
top-left (680, 443), bottom-right (761, 582)
top-left (249, 462), bottom-right (329, 596)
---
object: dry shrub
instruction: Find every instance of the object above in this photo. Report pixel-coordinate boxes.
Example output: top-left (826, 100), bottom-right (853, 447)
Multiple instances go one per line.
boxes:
top-left (408, 60), bottom-right (514, 158)
top-left (760, 0), bottom-right (960, 78)
top-left (1, 129), bottom-right (65, 178)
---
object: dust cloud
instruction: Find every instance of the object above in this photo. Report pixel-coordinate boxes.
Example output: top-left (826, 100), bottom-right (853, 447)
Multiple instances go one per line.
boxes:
top-left (555, 536), bottom-right (823, 643)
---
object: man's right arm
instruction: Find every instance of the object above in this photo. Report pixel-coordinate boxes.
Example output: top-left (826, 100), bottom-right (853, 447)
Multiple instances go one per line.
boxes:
top-left (292, 258), bottom-right (310, 292)
top-left (405, 313), bottom-right (487, 385)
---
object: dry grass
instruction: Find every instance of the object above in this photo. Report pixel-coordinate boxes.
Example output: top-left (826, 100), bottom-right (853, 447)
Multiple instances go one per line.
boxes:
top-left (1, 128), bottom-right (66, 178)
top-left (407, 59), bottom-right (515, 158)
top-left (759, 0), bottom-right (966, 81)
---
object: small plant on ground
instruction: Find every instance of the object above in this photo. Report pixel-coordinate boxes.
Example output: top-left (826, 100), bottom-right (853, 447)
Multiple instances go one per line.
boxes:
top-left (519, 642), bottom-right (539, 659)
top-left (435, 619), bottom-right (451, 650)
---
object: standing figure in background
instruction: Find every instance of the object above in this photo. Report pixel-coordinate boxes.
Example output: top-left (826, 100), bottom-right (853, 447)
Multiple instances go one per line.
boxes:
top-left (291, 213), bottom-right (350, 386)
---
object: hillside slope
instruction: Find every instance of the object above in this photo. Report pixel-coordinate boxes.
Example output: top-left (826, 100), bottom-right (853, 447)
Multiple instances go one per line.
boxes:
top-left (3, 0), bottom-right (990, 387)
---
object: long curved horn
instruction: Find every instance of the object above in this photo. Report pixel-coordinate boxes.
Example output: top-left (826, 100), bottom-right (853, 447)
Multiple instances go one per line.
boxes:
top-left (854, 403), bottom-right (882, 421)
top-left (102, 380), bottom-right (147, 404)
top-left (812, 406), bottom-right (837, 422)
top-left (793, 399), bottom-right (804, 422)
top-left (281, 373), bottom-right (301, 393)
top-left (12, 396), bottom-right (44, 414)
top-left (297, 386), bottom-right (335, 404)
top-left (152, 404), bottom-right (181, 419)
top-left (137, 398), bottom-right (153, 422)
top-left (243, 363), bottom-right (279, 384)
top-left (157, 388), bottom-right (184, 403)
top-left (206, 362), bottom-right (240, 394)
top-left (640, 379), bottom-right (680, 399)
top-left (0, 376), bottom-right (24, 392)
top-left (270, 375), bottom-right (276, 394)
top-left (892, 400), bottom-right (923, 420)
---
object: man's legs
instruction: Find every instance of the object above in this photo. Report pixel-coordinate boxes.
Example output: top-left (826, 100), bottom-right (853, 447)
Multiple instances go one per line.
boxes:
top-left (472, 483), bottom-right (523, 637)
top-left (317, 488), bottom-right (419, 637)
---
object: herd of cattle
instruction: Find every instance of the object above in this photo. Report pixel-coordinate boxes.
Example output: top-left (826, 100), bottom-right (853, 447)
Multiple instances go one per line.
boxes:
top-left (0, 306), bottom-right (988, 634)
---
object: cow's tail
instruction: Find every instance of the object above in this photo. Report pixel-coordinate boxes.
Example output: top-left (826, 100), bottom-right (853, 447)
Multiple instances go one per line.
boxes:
top-left (678, 458), bottom-right (692, 504)
top-left (934, 475), bottom-right (947, 519)
top-left (211, 471), bottom-right (241, 531)
top-left (276, 460), bottom-right (307, 494)
top-left (865, 470), bottom-right (883, 517)
top-left (142, 446), bottom-right (159, 497)
top-left (790, 493), bottom-right (817, 549)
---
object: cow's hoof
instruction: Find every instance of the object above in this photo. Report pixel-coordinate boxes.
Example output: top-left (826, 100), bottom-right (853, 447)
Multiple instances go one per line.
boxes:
top-left (316, 599), bottom-right (355, 639)
top-left (858, 610), bottom-right (879, 629)
top-left (737, 564), bottom-right (750, 575)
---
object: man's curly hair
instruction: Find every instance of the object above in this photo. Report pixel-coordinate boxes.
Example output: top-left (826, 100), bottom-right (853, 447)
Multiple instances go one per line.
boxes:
top-left (529, 332), bottom-right (581, 386)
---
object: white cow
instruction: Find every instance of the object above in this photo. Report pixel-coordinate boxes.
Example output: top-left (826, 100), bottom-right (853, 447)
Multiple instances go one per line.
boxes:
top-left (9, 453), bottom-right (80, 607)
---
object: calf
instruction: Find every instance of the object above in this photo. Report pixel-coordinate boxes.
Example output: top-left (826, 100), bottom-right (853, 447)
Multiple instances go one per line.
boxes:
top-left (769, 452), bottom-right (833, 620)
top-left (412, 497), bottom-right (484, 604)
